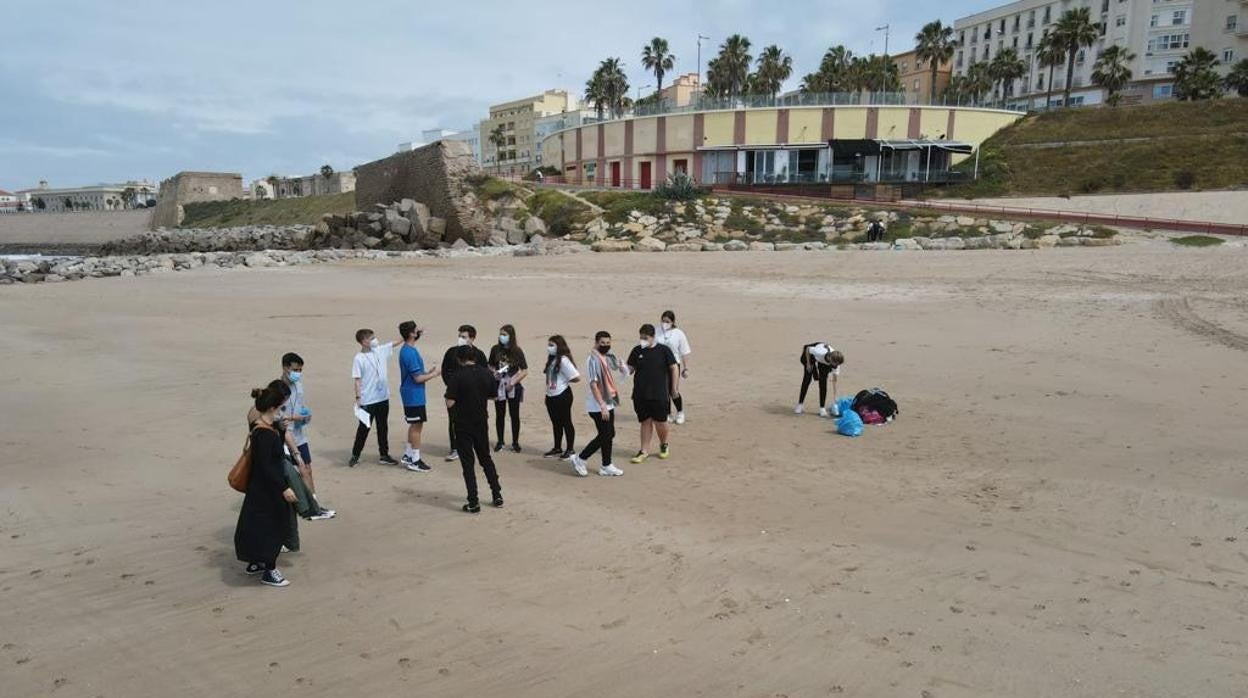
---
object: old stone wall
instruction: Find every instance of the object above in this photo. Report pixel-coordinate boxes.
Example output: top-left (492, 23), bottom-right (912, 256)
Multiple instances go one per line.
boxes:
top-left (354, 140), bottom-right (490, 245)
top-left (150, 172), bottom-right (244, 228)
top-left (0, 210), bottom-right (154, 253)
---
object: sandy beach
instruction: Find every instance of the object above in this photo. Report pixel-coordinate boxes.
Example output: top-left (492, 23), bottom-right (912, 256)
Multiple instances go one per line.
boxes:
top-left (2, 246), bottom-right (1247, 697)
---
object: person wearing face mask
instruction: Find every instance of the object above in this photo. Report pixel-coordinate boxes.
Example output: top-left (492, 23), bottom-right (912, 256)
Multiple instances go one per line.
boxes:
top-left (487, 324), bottom-right (528, 453)
top-left (654, 310), bottom-right (693, 425)
top-left (349, 328), bottom-right (403, 467)
top-left (441, 325), bottom-right (488, 462)
top-left (542, 335), bottom-right (581, 460)
top-left (570, 331), bottom-right (627, 477)
top-left (625, 324), bottom-right (679, 464)
top-left (236, 382), bottom-right (300, 587)
top-left (275, 353), bottom-right (334, 521)
top-left (398, 321), bottom-right (439, 473)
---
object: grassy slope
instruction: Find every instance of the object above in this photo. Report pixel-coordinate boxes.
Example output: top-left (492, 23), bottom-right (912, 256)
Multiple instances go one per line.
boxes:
top-left (937, 99), bottom-right (1248, 198)
top-left (179, 192), bottom-right (356, 228)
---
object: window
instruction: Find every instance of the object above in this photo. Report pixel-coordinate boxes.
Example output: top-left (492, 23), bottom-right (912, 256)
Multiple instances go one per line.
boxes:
top-left (999, 18), bottom-right (1005, 32)
top-left (1077, 49), bottom-right (1086, 64)
top-left (1224, 48), bottom-right (1236, 63)
top-left (914, 78), bottom-right (920, 91)
top-left (1026, 33), bottom-right (1034, 48)
top-left (1228, 15), bottom-right (1239, 32)
top-left (1037, 75), bottom-right (1045, 89)
top-left (1150, 14), bottom-right (1158, 28)
top-left (1043, 7), bottom-right (1051, 24)
top-left (1013, 15), bottom-right (1020, 32)
top-left (1149, 34), bottom-right (1190, 51)
top-left (1101, 0), bottom-right (1109, 13)
top-left (959, 30), bottom-right (966, 44)
top-left (1115, 15), bottom-right (1126, 27)
top-left (985, 25), bottom-right (991, 39)
top-left (1171, 9), bottom-right (1186, 26)
top-left (956, 50), bottom-right (964, 67)
top-left (971, 27), bottom-right (978, 43)
top-left (1152, 84), bottom-right (1173, 99)
top-left (998, 39), bottom-right (1005, 51)
top-left (1012, 36), bottom-right (1019, 49)
top-left (1028, 10), bottom-right (1036, 29)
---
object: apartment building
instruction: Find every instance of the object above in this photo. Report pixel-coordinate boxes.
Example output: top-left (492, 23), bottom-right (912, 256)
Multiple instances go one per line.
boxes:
top-left (15, 180), bottom-right (158, 211)
top-left (478, 90), bottom-right (571, 174)
top-left (953, 0), bottom-right (1247, 108)
top-left (892, 48), bottom-right (954, 101)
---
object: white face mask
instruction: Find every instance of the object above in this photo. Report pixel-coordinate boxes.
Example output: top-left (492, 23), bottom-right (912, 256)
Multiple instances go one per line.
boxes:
top-left (547, 345), bottom-right (557, 356)
top-left (661, 321), bottom-right (673, 331)
top-left (369, 338), bottom-right (379, 349)
top-left (457, 336), bottom-right (469, 346)
top-left (499, 334), bottom-right (510, 345)
top-left (638, 340), bottom-right (649, 349)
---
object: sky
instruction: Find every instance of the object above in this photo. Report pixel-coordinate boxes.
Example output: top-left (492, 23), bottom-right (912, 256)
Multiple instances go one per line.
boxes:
top-left (0, 0), bottom-right (993, 190)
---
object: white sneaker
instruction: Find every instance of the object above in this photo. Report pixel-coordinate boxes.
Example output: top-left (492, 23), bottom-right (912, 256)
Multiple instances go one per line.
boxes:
top-left (309, 509), bottom-right (335, 520)
top-left (570, 454), bottom-right (588, 477)
top-left (445, 450), bottom-right (459, 462)
top-left (794, 404), bottom-right (804, 415)
top-left (675, 412), bottom-right (686, 425)
top-left (599, 464), bottom-right (624, 477)
top-left (818, 407), bottom-right (829, 418)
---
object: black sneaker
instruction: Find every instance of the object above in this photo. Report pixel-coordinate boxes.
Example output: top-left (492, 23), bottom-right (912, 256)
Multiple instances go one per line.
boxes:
top-left (378, 455), bottom-right (399, 466)
top-left (542, 448), bottom-right (562, 458)
top-left (560, 449), bottom-right (575, 461)
top-left (492, 495), bottom-right (504, 508)
top-left (405, 459), bottom-right (432, 473)
top-left (511, 443), bottom-right (522, 453)
top-left (348, 455), bottom-right (360, 467)
top-left (244, 562), bottom-right (265, 575)
top-left (462, 502), bottom-right (481, 514)
top-left (261, 569), bottom-right (290, 587)
top-left (493, 442), bottom-right (505, 452)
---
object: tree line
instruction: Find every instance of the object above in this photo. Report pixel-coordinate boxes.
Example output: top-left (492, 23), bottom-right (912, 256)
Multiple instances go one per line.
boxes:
top-left (580, 12), bottom-right (1248, 118)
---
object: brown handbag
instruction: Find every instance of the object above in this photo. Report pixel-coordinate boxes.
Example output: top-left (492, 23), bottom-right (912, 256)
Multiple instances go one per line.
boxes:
top-left (228, 422), bottom-right (277, 493)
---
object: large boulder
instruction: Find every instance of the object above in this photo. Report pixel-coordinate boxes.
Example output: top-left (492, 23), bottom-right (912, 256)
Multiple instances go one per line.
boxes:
top-left (591, 239), bottom-right (635, 252)
top-left (244, 252), bottom-right (273, 268)
top-left (748, 241), bottom-right (775, 252)
top-left (723, 240), bottom-right (748, 252)
top-left (524, 216), bottom-right (547, 236)
top-left (388, 216), bottom-right (412, 238)
top-left (664, 242), bottom-right (704, 252)
top-left (635, 237), bottom-right (667, 252)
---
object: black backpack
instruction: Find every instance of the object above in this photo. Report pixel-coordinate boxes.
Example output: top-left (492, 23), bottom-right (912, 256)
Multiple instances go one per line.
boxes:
top-left (852, 388), bottom-right (898, 422)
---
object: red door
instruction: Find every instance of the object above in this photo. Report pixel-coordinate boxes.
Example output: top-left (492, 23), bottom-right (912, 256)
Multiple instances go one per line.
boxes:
top-left (673, 158), bottom-right (688, 175)
top-left (610, 161), bottom-right (621, 188)
top-left (640, 162), bottom-right (652, 190)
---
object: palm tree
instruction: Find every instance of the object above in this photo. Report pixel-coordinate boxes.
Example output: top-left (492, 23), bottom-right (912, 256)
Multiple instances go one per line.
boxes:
top-left (800, 45), bottom-right (854, 94)
top-left (1091, 45), bottom-right (1135, 106)
top-left (487, 124), bottom-right (507, 174)
top-left (965, 62), bottom-right (994, 106)
top-left (1036, 33), bottom-right (1067, 109)
top-left (989, 48), bottom-right (1027, 107)
top-left (1226, 58), bottom-right (1248, 97)
top-left (597, 57), bottom-right (630, 117)
top-left (641, 37), bottom-right (676, 94)
top-left (1173, 48), bottom-right (1222, 101)
top-left (121, 186), bottom-right (136, 209)
top-left (714, 34), bottom-right (753, 99)
top-left (320, 164), bottom-right (334, 178)
top-left (914, 20), bottom-right (957, 104)
top-left (751, 45), bottom-right (793, 100)
top-left (1051, 7), bottom-right (1101, 107)
top-left (584, 67), bottom-right (608, 118)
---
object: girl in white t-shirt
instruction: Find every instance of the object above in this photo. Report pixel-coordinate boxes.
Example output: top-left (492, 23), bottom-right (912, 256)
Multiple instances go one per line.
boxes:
top-left (655, 310), bottom-right (692, 424)
top-left (542, 335), bottom-right (581, 459)
top-left (795, 342), bottom-right (844, 417)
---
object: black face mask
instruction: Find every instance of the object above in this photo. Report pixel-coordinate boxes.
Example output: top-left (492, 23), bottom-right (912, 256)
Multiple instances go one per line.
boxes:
top-left (597, 345), bottom-right (611, 354)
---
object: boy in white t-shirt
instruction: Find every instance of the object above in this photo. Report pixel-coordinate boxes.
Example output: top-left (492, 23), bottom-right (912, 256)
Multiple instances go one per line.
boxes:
top-left (349, 328), bottom-right (403, 467)
top-left (795, 342), bottom-right (844, 418)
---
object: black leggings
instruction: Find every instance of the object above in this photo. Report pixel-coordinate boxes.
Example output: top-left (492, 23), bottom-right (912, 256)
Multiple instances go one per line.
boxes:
top-left (544, 388), bottom-right (575, 451)
top-left (672, 394), bottom-right (684, 412)
top-left (494, 397), bottom-right (521, 445)
top-left (799, 366), bottom-right (831, 407)
top-left (447, 408), bottom-right (457, 453)
top-left (579, 410), bottom-right (615, 467)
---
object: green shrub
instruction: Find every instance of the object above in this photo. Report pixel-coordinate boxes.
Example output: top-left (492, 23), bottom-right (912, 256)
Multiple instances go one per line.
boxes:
top-left (652, 172), bottom-right (705, 201)
top-left (1173, 169), bottom-right (1196, 190)
top-left (527, 190), bottom-right (594, 236)
top-left (467, 175), bottom-right (523, 202)
top-left (601, 193), bottom-right (667, 224)
top-left (724, 210), bottom-right (763, 235)
top-left (1170, 235), bottom-right (1224, 247)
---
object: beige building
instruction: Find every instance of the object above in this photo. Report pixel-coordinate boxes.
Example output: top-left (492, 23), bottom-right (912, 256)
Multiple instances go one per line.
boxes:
top-left (478, 90), bottom-right (571, 175)
top-left (258, 170), bottom-right (356, 199)
top-left (893, 48), bottom-right (953, 103)
top-left (954, 0), bottom-right (1247, 108)
top-left (659, 73), bottom-right (701, 108)
top-left (15, 180), bottom-right (158, 212)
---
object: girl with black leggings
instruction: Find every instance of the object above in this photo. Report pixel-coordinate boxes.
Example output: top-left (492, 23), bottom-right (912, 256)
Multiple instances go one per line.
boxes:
top-left (542, 335), bottom-right (581, 459)
top-left (795, 342), bottom-right (844, 418)
top-left (488, 324), bottom-right (528, 453)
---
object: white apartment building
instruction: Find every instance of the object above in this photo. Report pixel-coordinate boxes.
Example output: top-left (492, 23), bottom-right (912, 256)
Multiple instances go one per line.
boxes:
top-left (953, 0), bottom-right (1247, 108)
top-left (15, 180), bottom-right (158, 212)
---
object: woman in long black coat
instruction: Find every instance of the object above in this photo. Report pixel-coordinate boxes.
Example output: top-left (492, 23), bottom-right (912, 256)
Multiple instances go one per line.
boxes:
top-left (234, 383), bottom-right (297, 587)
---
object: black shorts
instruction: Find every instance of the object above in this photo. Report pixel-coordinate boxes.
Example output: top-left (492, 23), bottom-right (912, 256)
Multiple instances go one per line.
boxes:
top-left (403, 405), bottom-right (428, 423)
top-left (633, 398), bottom-right (670, 423)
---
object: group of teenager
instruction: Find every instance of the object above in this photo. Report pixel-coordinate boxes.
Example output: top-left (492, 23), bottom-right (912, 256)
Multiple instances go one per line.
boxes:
top-left (233, 312), bottom-right (694, 587)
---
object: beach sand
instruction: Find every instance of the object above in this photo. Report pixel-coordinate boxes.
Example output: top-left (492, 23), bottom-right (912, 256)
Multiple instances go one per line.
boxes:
top-left (2, 247), bottom-right (1246, 697)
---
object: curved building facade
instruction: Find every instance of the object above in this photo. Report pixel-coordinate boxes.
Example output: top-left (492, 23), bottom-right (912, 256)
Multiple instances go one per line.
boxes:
top-left (539, 105), bottom-right (1023, 189)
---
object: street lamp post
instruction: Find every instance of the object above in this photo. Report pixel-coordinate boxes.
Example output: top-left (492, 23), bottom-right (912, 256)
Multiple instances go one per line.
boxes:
top-left (637, 83), bottom-right (652, 104)
top-left (875, 24), bottom-right (890, 58)
top-left (697, 34), bottom-right (711, 100)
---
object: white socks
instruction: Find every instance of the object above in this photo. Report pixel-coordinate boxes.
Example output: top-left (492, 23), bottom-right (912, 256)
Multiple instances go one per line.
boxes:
top-left (405, 445), bottom-right (420, 461)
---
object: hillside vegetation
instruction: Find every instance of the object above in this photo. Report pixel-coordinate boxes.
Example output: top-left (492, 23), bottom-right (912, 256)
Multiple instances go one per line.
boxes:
top-left (179, 192), bottom-right (355, 228)
top-left (937, 99), bottom-right (1248, 198)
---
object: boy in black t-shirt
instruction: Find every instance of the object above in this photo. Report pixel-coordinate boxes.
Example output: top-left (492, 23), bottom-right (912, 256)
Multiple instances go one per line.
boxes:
top-left (440, 324), bottom-right (489, 462)
top-left (626, 324), bottom-right (679, 464)
top-left (444, 345), bottom-right (503, 513)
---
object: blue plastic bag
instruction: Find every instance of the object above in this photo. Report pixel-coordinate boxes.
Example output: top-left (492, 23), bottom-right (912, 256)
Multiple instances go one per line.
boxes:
top-left (835, 397), bottom-right (855, 417)
top-left (837, 408), bottom-right (864, 437)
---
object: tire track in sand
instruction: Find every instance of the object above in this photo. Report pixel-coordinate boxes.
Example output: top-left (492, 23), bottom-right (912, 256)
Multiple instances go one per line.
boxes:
top-left (1155, 297), bottom-right (1248, 352)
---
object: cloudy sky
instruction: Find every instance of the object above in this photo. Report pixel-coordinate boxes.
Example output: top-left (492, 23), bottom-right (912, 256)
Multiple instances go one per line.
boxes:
top-left (0, 0), bottom-right (992, 190)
